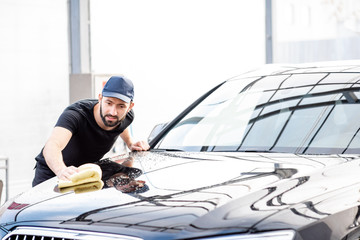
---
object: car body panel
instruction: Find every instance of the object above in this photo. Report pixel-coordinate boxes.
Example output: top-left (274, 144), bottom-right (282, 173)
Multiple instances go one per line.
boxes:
top-left (2, 152), bottom-right (360, 239)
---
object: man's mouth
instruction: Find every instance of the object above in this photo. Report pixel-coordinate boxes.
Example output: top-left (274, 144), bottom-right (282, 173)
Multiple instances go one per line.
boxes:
top-left (106, 115), bottom-right (118, 121)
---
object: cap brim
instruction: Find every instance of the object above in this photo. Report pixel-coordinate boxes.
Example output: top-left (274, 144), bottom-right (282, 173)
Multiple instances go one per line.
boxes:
top-left (102, 91), bottom-right (132, 103)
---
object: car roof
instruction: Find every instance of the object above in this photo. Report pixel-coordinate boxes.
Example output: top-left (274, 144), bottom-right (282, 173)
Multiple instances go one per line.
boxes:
top-left (228, 60), bottom-right (360, 81)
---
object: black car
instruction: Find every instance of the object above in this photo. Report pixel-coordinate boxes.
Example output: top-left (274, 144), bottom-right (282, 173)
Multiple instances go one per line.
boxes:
top-left (2, 61), bottom-right (360, 240)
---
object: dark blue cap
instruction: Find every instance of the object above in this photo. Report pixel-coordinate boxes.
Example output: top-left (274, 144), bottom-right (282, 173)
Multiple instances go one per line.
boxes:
top-left (102, 76), bottom-right (134, 103)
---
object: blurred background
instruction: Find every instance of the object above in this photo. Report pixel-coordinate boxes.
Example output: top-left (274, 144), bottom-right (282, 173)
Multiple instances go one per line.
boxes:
top-left (0, 0), bottom-right (359, 203)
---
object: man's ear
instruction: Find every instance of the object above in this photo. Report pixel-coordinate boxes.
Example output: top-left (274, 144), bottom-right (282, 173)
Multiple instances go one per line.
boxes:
top-left (128, 102), bottom-right (135, 112)
top-left (98, 94), bottom-right (102, 102)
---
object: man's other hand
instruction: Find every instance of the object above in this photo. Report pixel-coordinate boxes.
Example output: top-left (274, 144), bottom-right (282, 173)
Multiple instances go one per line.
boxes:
top-left (129, 141), bottom-right (150, 151)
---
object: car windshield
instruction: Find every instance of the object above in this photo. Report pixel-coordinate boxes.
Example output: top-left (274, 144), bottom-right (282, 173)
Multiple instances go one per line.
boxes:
top-left (154, 73), bottom-right (360, 154)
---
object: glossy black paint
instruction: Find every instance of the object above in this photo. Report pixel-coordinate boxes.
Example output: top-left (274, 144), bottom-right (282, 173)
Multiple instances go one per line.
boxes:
top-left (1, 152), bottom-right (360, 239)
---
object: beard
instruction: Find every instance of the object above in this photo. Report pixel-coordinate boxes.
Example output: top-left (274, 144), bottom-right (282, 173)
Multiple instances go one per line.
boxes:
top-left (100, 103), bottom-right (125, 128)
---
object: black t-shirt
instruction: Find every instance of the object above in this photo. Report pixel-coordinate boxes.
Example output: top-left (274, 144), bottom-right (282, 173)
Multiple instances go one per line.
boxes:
top-left (33, 99), bottom-right (134, 184)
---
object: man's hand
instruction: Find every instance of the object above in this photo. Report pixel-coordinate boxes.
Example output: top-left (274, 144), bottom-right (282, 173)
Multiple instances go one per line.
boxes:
top-left (57, 166), bottom-right (79, 181)
top-left (129, 141), bottom-right (150, 151)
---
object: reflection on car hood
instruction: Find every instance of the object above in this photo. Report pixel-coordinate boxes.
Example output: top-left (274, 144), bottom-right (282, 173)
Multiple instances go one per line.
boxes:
top-left (3, 151), bottom-right (360, 238)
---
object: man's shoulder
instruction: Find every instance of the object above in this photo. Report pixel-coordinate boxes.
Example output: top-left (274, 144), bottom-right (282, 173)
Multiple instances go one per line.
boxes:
top-left (56, 99), bottom-right (97, 130)
top-left (127, 108), bottom-right (134, 119)
top-left (64, 99), bottom-right (97, 115)
top-left (60, 99), bottom-right (97, 121)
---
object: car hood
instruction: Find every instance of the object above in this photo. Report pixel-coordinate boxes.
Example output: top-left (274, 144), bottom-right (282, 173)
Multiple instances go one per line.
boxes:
top-left (2, 151), bottom-right (360, 239)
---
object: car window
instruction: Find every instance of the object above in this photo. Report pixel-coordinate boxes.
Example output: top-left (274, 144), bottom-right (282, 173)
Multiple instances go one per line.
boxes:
top-left (155, 73), bottom-right (360, 154)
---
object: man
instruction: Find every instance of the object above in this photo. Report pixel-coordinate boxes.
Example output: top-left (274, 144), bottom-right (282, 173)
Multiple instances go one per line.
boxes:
top-left (32, 76), bottom-right (149, 187)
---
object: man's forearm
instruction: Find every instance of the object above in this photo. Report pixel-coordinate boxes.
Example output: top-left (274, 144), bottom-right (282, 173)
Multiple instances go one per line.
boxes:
top-left (120, 128), bottom-right (133, 149)
top-left (120, 128), bottom-right (150, 151)
top-left (41, 126), bottom-right (77, 180)
top-left (43, 141), bottom-right (67, 176)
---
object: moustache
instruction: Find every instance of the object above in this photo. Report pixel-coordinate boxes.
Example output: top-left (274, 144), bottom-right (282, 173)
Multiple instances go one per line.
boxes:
top-left (105, 114), bottom-right (119, 120)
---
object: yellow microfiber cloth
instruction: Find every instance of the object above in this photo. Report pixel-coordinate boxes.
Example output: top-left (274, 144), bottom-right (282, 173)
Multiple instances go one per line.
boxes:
top-left (58, 180), bottom-right (104, 194)
top-left (57, 163), bottom-right (103, 192)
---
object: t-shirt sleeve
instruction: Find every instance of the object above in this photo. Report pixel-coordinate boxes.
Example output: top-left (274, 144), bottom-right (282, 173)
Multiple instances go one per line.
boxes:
top-left (127, 109), bottom-right (134, 123)
top-left (55, 109), bottom-right (81, 134)
top-left (123, 109), bottom-right (134, 130)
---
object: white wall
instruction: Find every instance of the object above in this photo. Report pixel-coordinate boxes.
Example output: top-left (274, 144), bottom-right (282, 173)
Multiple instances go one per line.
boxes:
top-left (89, 0), bottom-right (266, 141)
top-left (0, 0), bottom-right (266, 201)
top-left (1, 0), bottom-right (358, 202)
top-left (273, 0), bottom-right (360, 63)
top-left (0, 0), bottom-right (69, 200)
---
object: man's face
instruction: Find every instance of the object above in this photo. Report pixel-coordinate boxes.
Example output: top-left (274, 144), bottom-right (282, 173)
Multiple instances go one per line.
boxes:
top-left (99, 96), bottom-right (133, 128)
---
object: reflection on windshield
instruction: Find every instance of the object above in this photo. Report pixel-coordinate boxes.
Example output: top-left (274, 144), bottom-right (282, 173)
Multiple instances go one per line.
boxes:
top-left (155, 73), bottom-right (360, 154)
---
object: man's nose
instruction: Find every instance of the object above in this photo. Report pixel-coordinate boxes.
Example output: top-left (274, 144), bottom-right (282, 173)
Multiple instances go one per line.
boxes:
top-left (109, 105), bottom-right (117, 115)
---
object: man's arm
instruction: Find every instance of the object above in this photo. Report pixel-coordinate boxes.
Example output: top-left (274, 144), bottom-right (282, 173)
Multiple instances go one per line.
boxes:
top-left (120, 128), bottom-right (150, 151)
top-left (43, 126), bottom-right (78, 180)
